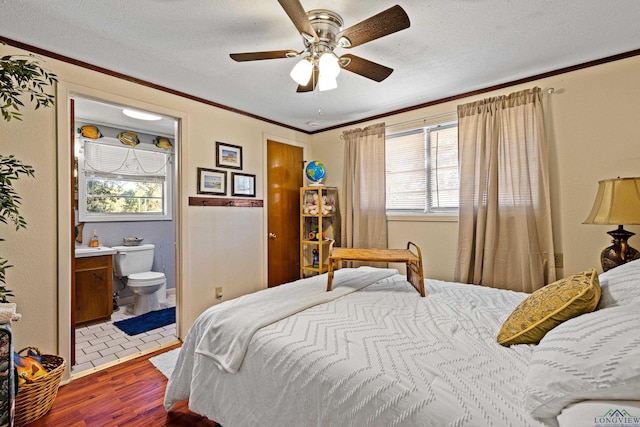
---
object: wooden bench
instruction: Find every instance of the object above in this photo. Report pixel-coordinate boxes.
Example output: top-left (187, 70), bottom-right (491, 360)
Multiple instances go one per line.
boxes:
top-left (326, 241), bottom-right (425, 297)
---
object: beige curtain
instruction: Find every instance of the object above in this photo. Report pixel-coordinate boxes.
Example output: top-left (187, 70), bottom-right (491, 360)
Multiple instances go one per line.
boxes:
top-left (455, 87), bottom-right (555, 292)
top-left (341, 122), bottom-right (387, 250)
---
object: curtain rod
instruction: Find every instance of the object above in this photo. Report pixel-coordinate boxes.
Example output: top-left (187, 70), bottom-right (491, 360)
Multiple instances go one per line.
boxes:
top-left (339, 87), bottom-right (555, 139)
top-left (385, 111), bottom-right (457, 130)
top-left (338, 112), bottom-right (454, 139)
top-left (386, 87), bottom-right (555, 130)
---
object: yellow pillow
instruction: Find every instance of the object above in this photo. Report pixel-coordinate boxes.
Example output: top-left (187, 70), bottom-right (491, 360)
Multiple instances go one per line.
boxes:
top-left (497, 269), bottom-right (601, 346)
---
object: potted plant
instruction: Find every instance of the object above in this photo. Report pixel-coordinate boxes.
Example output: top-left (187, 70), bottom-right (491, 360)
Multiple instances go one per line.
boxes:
top-left (0, 47), bottom-right (58, 302)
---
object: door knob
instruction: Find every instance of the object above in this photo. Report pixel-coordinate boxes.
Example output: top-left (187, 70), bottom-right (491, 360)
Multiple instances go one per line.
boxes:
top-left (269, 233), bottom-right (277, 239)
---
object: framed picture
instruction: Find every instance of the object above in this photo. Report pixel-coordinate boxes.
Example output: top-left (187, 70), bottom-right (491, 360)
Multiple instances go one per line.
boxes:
top-left (197, 167), bottom-right (226, 195)
top-left (231, 172), bottom-right (256, 197)
top-left (216, 141), bottom-right (243, 170)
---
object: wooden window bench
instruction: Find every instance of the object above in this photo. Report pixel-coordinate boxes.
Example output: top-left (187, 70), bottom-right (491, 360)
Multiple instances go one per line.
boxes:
top-left (326, 241), bottom-right (425, 297)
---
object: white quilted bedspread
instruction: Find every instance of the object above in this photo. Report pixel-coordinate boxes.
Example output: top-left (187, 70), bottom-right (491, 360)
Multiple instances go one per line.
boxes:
top-left (165, 269), bottom-right (557, 427)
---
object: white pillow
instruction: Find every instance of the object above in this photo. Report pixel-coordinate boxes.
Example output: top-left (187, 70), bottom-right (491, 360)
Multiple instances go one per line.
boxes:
top-left (523, 302), bottom-right (640, 418)
top-left (597, 258), bottom-right (640, 309)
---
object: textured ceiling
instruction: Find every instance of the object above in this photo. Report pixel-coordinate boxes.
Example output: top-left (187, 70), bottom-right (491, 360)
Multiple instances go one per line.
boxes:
top-left (2, 0), bottom-right (640, 132)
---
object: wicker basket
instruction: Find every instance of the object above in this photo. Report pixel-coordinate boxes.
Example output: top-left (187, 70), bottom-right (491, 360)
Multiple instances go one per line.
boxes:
top-left (14, 347), bottom-right (66, 427)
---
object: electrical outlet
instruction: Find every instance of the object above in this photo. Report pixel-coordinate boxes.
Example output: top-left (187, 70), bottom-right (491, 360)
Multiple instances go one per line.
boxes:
top-left (554, 253), bottom-right (564, 268)
top-left (215, 286), bottom-right (223, 300)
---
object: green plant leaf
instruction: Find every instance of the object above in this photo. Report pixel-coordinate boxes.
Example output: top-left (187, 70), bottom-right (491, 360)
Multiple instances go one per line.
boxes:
top-left (1, 50), bottom-right (56, 301)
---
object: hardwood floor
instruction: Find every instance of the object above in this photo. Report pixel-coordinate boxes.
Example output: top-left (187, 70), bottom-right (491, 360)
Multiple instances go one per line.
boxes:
top-left (28, 345), bottom-right (219, 427)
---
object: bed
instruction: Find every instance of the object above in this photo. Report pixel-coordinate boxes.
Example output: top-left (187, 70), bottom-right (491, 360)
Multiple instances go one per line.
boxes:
top-left (164, 260), bottom-right (640, 426)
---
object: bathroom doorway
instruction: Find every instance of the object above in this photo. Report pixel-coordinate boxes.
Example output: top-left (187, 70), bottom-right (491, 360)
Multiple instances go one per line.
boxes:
top-left (70, 95), bottom-right (180, 375)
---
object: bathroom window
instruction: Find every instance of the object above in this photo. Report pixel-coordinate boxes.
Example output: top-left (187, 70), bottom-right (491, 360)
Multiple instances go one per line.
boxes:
top-left (78, 139), bottom-right (173, 221)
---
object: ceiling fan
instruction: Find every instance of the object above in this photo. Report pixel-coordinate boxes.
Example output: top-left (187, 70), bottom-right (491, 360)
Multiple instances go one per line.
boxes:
top-left (229, 0), bottom-right (411, 92)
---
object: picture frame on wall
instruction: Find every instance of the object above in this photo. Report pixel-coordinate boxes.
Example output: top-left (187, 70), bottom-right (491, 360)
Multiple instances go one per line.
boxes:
top-left (216, 141), bottom-right (243, 170)
top-left (197, 167), bottom-right (226, 195)
top-left (231, 172), bottom-right (256, 197)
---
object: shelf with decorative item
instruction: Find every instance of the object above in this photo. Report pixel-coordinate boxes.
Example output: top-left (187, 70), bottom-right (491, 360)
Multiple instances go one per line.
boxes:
top-left (299, 186), bottom-right (339, 278)
top-left (300, 238), bottom-right (333, 274)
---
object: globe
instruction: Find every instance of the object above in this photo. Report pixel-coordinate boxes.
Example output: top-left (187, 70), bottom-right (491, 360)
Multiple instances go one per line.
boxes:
top-left (305, 160), bottom-right (326, 185)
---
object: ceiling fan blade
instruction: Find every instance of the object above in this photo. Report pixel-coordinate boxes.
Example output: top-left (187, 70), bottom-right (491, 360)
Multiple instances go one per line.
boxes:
top-left (230, 50), bottom-right (299, 62)
top-left (340, 54), bottom-right (393, 82)
top-left (278, 0), bottom-right (319, 43)
top-left (296, 67), bottom-right (319, 93)
top-left (337, 5), bottom-right (410, 49)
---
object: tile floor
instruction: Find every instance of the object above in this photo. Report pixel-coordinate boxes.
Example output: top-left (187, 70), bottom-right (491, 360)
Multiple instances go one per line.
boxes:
top-left (72, 292), bottom-right (177, 375)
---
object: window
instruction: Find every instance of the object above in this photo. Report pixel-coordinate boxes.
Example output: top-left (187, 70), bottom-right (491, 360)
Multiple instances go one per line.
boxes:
top-left (78, 139), bottom-right (173, 221)
top-left (385, 121), bottom-right (459, 214)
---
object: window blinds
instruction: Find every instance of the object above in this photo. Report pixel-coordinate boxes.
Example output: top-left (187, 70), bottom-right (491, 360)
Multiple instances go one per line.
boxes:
top-left (82, 140), bottom-right (169, 179)
top-left (385, 123), bottom-right (459, 212)
top-left (428, 125), bottom-right (459, 209)
top-left (386, 129), bottom-right (427, 210)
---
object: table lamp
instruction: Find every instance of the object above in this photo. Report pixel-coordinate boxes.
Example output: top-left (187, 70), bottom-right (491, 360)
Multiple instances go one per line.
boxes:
top-left (583, 177), bottom-right (640, 271)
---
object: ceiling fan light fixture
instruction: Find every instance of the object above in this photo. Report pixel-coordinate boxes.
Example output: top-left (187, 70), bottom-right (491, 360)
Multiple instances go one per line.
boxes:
top-left (337, 37), bottom-right (351, 48)
top-left (301, 32), bottom-right (316, 43)
top-left (318, 75), bottom-right (338, 91)
top-left (230, 4), bottom-right (411, 93)
top-left (319, 52), bottom-right (340, 78)
top-left (290, 58), bottom-right (313, 85)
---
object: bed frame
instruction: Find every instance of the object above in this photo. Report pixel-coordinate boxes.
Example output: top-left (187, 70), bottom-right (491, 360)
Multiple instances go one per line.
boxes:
top-left (326, 241), bottom-right (425, 297)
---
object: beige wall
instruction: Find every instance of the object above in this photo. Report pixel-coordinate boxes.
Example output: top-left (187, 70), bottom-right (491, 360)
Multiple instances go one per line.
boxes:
top-left (311, 55), bottom-right (640, 281)
top-left (2, 41), bottom-right (640, 381)
top-left (0, 45), bottom-right (310, 378)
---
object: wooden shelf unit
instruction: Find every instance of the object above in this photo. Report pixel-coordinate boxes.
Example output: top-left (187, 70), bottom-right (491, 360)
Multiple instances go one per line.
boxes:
top-left (300, 186), bottom-right (338, 278)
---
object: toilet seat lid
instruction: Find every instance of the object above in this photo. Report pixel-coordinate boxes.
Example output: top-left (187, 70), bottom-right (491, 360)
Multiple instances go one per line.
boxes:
top-left (128, 271), bottom-right (165, 284)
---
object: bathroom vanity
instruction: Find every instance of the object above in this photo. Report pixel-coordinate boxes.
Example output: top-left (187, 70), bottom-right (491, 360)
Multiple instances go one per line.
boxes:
top-left (74, 247), bottom-right (115, 326)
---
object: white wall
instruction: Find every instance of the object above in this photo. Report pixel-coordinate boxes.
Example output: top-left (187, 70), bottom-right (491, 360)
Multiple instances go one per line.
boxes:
top-left (311, 55), bottom-right (640, 282)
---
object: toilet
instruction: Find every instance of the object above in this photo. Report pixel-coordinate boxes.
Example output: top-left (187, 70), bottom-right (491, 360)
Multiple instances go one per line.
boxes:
top-left (112, 244), bottom-right (167, 315)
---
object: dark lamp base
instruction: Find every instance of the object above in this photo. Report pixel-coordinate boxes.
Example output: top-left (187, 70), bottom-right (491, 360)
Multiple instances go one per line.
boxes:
top-left (601, 225), bottom-right (640, 272)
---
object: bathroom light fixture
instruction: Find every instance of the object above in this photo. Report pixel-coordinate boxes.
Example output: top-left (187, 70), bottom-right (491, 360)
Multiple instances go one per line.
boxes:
top-left (123, 108), bottom-right (162, 121)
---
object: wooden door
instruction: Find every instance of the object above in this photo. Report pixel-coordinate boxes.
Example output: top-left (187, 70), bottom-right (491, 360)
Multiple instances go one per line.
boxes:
top-left (267, 140), bottom-right (303, 287)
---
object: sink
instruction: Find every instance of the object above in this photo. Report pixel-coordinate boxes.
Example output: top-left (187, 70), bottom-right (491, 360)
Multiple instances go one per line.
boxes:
top-left (75, 246), bottom-right (117, 258)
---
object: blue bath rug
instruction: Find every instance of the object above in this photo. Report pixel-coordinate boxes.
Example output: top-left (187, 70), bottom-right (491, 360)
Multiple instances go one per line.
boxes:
top-left (113, 307), bottom-right (175, 336)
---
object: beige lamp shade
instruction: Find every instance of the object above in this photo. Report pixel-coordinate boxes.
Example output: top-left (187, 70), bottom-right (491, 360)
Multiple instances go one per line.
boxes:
top-left (583, 177), bottom-right (640, 225)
